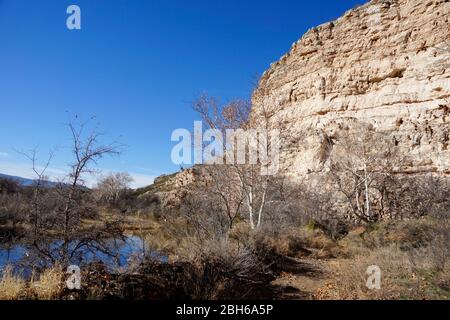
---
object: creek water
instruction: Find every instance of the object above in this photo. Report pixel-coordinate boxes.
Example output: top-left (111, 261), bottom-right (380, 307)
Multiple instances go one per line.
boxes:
top-left (0, 236), bottom-right (167, 276)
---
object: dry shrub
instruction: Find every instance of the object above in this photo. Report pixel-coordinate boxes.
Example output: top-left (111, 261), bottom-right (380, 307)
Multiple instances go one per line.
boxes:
top-left (269, 226), bottom-right (342, 259)
top-left (329, 231), bottom-right (450, 299)
top-left (300, 229), bottom-right (339, 257)
top-left (175, 234), bottom-right (260, 275)
top-left (230, 223), bottom-right (296, 259)
top-left (142, 232), bottom-right (276, 300)
top-left (408, 232), bottom-right (450, 273)
top-left (30, 265), bottom-right (63, 300)
top-left (360, 219), bottom-right (442, 250)
top-left (0, 265), bottom-right (63, 300)
top-left (338, 218), bottom-right (449, 255)
top-left (229, 221), bottom-right (341, 260)
top-left (228, 221), bottom-right (254, 242)
top-left (330, 245), bottom-right (413, 299)
top-left (336, 227), bottom-right (368, 258)
top-left (175, 245), bottom-right (268, 300)
top-left (317, 216), bottom-right (450, 300)
top-left (0, 266), bottom-right (25, 300)
top-left (143, 224), bottom-right (177, 255)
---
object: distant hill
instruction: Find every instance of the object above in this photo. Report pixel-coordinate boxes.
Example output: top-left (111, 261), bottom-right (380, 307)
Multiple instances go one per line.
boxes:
top-left (0, 173), bottom-right (58, 187)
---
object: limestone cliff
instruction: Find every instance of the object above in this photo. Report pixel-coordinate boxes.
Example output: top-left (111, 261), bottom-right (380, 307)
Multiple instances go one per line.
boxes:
top-left (252, 0), bottom-right (450, 180)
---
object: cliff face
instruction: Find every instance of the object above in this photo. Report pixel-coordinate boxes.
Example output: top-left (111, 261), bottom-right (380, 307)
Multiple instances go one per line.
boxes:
top-left (253, 0), bottom-right (450, 180)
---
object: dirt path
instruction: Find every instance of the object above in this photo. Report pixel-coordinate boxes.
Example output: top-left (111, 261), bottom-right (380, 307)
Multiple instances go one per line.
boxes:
top-left (271, 255), bottom-right (331, 300)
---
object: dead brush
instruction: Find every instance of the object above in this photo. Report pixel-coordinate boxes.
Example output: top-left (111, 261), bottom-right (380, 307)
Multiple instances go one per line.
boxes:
top-left (147, 235), bottom-right (275, 299)
top-left (330, 245), bottom-right (412, 299)
top-left (30, 265), bottom-right (63, 300)
top-left (0, 266), bottom-right (26, 300)
top-left (328, 227), bottom-right (450, 300)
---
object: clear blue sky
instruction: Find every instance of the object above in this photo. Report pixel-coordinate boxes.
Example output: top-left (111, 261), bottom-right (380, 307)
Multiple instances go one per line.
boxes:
top-left (0, 0), bottom-right (365, 187)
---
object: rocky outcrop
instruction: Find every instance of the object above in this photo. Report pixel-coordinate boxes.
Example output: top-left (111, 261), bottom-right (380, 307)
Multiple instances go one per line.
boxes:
top-left (252, 0), bottom-right (450, 180)
top-left (138, 166), bottom-right (208, 211)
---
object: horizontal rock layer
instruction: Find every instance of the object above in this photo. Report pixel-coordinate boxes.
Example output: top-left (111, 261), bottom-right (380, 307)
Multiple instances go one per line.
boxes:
top-left (252, 0), bottom-right (450, 180)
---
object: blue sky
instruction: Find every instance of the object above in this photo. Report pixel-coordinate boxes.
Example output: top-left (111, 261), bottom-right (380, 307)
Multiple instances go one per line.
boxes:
top-left (0, 0), bottom-right (365, 187)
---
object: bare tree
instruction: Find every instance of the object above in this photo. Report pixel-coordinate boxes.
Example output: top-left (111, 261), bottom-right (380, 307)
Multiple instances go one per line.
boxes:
top-left (326, 123), bottom-right (399, 223)
top-left (94, 172), bottom-right (133, 206)
top-left (57, 118), bottom-right (122, 263)
top-left (21, 117), bottom-right (124, 266)
top-left (192, 94), bottom-right (280, 231)
top-left (17, 149), bottom-right (54, 244)
top-left (179, 165), bottom-right (244, 240)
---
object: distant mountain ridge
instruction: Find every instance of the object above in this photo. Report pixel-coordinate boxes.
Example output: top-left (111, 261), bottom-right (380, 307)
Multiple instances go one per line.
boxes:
top-left (0, 173), bottom-right (58, 187)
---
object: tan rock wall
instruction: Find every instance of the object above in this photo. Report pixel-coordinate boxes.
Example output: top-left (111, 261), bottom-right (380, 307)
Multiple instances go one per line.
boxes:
top-left (253, 0), bottom-right (450, 180)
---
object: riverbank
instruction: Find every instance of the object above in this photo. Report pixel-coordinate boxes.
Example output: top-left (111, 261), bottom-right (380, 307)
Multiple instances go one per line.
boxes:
top-left (1, 217), bottom-right (448, 300)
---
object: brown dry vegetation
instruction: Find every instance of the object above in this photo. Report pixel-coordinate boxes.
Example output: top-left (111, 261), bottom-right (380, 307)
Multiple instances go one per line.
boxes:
top-left (315, 218), bottom-right (449, 300)
top-left (0, 215), bottom-right (448, 300)
top-left (0, 266), bottom-right (26, 300)
top-left (0, 265), bottom-right (63, 300)
top-left (139, 212), bottom-right (449, 300)
top-left (1, 114), bottom-right (449, 300)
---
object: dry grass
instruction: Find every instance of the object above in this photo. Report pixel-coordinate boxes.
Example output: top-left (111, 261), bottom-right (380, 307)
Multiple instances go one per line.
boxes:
top-left (30, 265), bottom-right (63, 300)
top-left (0, 265), bottom-right (64, 300)
top-left (329, 245), bottom-right (412, 299)
top-left (143, 215), bottom-right (449, 300)
top-left (0, 266), bottom-right (26, 300)
top-left (322, 218), bottom-right (450, 300)
top-left (143, 217), bottom-right (189, 258)
top-left (297, 228), bottom-right (341, 258)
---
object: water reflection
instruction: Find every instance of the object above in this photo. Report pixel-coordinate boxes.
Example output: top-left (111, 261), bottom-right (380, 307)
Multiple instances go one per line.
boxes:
top-left (0, 236), bottom-right (167, 276)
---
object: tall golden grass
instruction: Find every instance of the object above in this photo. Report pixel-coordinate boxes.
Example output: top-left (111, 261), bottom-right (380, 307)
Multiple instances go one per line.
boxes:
top-left (0, 265), bottom-right (63, 300)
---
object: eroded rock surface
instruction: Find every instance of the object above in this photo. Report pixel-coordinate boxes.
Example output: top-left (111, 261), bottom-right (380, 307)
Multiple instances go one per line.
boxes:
top-left (252, 0), bottom-right (450, 180)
